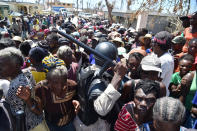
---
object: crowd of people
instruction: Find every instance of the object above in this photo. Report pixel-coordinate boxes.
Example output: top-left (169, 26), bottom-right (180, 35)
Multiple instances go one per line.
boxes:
top-left (0, 10), bottom-right (197, 131)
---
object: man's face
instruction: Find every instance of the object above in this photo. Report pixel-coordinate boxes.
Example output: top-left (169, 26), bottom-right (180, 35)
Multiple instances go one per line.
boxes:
top-left (152, 42), bottom-right (160, 55)
top-left (179, 59), bottom-right (192, 76)
top-left (144, 38), bottom-right (151, 48)
top-left (14, 41), bottom-right (21, 49)
top-left (140, 70), bottom-right (159, 81)
top-left (182, 19), bottom-right (190, 28)
top-left (134, 89), bottom-right (156, 116)
top-left (172, 44), bottom-right (183, 52)
top-left (188, 42), bottom-right (197, 56)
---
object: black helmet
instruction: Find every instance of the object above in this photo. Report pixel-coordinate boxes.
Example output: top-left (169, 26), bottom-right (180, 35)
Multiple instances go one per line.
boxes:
top-left (95, 42), bottom-right (117, 66)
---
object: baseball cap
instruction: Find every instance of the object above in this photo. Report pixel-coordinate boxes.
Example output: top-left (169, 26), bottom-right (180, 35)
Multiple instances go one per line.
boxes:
top-left (172, 36), bottom-right (186, 45)
top-left (140, 54), bottom-right (162, 72)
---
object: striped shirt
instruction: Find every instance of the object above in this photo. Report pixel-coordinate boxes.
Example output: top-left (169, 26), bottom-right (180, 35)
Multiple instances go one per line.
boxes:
top-left (114, 102), bottom-right (137, 131)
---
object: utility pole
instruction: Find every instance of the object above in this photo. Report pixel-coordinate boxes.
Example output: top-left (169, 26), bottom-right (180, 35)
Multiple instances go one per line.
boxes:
top-left (77, 0), bottom-right (78, 11)
top-left (82, 0), bottom-right (83, 10)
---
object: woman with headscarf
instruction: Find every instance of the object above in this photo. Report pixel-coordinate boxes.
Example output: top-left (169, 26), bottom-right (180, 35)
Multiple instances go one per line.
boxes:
top-left (0, 47), bottom-right (49, 131)
top-left (17, 55), bottom-right (79, 131)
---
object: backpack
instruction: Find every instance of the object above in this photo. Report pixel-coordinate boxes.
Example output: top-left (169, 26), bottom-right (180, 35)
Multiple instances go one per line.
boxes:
top-left (0, 99), bottom-right (15, 131)
top-left (77, 65), bottom-right (99, 125)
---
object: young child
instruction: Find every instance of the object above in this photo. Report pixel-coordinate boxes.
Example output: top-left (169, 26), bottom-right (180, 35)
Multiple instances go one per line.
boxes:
top-left (169, 54), bottom-right (194, 98)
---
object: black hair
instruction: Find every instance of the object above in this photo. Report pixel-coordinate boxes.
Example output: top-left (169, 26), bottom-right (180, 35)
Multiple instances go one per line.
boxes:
top-left (19, 41), bottom-right (32, 57)
top-left (179, 54), bottom-right (194, 63)
top-left (139, 28), bottom-right (148, 35)
top-left (0, 39), bottom-right (16, 50)
top-left (135, 79), bottom-right (160, 98)
top-left (128, 52), bottom-right (144, 61)
top-left (154, 31), bottom-right (173, 51)
top-left (29, 47), bottom-right (49, 63)
top-left (51, 28), bottom-right (58, 33)
top-left (189, 38), bottom-right (197, 45)
top-left (99, 37), bottom-right (108, 43)
top-left (65, 28), bottom-right (72, 34)
top-left (157, 42), bottom-right (171, 51)
top-left (41, 24), bottom-right (47, 30)
top-left (47, 33), bottom-right (59, 42)
top-left (80, 36), bottom-right (88, 44)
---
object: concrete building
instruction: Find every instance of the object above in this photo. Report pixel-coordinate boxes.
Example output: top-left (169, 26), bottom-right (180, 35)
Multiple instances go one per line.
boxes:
top-left (103, 9), bottom-right (176, 34)
top-left (0, 2), bottom-right (10, 17)
top-left (47, 0), bottom-right (75, 11)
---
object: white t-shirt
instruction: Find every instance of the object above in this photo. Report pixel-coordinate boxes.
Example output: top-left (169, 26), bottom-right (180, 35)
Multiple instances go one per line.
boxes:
top-left (159, 52), bottom-right (174, 96)
top-left (0, 79), bottom-right (10, 97)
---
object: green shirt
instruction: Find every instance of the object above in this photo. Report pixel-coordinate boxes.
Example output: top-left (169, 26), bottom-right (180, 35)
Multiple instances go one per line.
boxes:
top-left (170, 72), bottom-right (181, 85)
top-left (185, 72), bottom-right (197, 110)
top-left (169, 72), bottom-right (182, 98)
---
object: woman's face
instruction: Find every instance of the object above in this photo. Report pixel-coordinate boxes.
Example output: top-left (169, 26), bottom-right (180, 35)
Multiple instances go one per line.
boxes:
top-left (48, 75), bottom-right (67, 97)
top-left (127, 57), bottom-right (140, 75)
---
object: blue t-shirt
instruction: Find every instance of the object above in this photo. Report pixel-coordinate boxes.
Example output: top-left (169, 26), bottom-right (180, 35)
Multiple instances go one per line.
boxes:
top-left (192, 91), bottom-right (197, 105)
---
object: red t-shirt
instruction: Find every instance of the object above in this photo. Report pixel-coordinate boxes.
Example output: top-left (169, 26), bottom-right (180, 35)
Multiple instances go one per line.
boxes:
top-left (114, 102), bottom-right (137, 131)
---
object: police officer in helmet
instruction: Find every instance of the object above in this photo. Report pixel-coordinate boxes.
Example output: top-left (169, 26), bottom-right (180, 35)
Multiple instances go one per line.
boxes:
top-left (74, 42), bottom-right (127, 131)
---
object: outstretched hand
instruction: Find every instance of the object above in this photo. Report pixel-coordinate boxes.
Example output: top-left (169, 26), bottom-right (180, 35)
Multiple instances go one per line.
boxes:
top-left (16, 86), bottom-right (31, 102)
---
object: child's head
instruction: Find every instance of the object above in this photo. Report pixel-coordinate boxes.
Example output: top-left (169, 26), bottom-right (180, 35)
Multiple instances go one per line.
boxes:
top-left (179, 54), bottom-right (194, 76)
top-left (188, 38), bottom-right (197, 57)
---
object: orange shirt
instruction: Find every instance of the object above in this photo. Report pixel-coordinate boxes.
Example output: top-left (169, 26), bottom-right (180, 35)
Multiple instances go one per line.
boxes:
top-left (183, 27), bottom-right (197, 53)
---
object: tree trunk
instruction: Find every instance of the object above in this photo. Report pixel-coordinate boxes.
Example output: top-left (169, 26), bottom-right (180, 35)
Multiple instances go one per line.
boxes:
top-left (77, 0), bottom-right (79, 12)
top-left (186, 0), bottom-right (190, 15)
top-left (105, 0), bottom-right (113, 24)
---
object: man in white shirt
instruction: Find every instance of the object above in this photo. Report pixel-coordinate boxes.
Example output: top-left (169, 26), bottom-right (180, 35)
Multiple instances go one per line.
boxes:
top-left (152, 31), bottom-right (174, 96)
